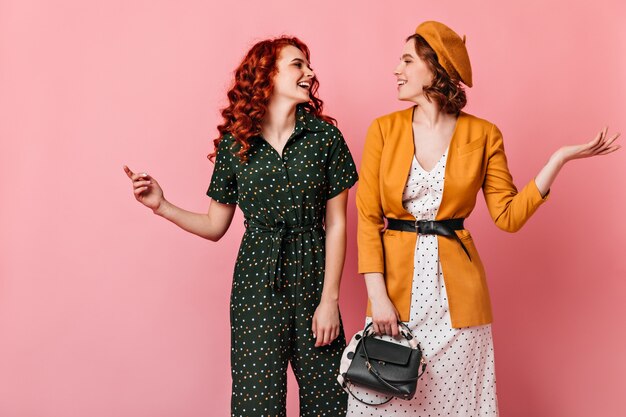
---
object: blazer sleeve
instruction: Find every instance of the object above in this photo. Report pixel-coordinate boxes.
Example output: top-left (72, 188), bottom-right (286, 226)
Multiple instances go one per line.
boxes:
top-left (482, 123), bottom-right (549, 232)
top-left (356, 119), bottom-right (386, 274)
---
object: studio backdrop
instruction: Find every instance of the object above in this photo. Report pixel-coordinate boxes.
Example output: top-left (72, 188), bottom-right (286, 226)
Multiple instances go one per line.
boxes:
top-left (1, 0), bottom-right (625, 416)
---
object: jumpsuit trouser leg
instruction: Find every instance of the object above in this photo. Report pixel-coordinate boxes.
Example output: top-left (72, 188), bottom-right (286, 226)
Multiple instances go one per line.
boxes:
top-left (290, 284), bottom-right (348, 416)
top-left (229, 243), bottom-right (347, 416)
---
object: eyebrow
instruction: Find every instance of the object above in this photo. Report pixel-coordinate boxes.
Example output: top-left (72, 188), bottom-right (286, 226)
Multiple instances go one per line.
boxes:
top-left (401, 54), bottom-right (414, 60)
top-left (291, 58), bottom-right (310, 65)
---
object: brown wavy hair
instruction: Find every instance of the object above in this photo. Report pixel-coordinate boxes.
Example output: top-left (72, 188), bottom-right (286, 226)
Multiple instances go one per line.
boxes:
top-left (407, 34), bottom-right (467, 115)
top-left (209, 36), bottom-right (335, 163)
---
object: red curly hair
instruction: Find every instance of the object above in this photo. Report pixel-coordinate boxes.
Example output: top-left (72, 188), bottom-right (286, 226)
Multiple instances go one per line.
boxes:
top-left (209, 36), bottom-right (335, 163)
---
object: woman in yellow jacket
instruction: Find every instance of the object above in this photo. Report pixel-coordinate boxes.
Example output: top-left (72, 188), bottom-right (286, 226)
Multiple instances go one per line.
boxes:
top-left (346, 21), bottom-right (620, 415)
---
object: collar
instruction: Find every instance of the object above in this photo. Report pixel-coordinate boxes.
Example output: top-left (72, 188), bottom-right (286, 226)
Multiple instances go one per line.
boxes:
top-left (249, 105), bottom-right (327, 145)
top-left (295, 105), bottom-right (326, 133)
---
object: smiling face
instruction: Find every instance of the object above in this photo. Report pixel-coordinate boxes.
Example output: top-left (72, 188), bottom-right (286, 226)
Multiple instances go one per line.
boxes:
top-left (394, 40), bottom-right (434, 103)
top-left (271, 45), bottom-right (315, 105)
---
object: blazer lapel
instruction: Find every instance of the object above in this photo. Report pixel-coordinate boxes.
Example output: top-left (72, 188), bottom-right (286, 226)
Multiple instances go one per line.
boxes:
top-left (438, 111), bottom-right (466, 220)
top-left (388, 106), bottom-right (416, 220)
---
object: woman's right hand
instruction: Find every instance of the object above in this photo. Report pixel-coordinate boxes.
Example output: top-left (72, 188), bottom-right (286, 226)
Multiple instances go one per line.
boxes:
top-left (123, 165), bottom-right (166, 213)
top-left (370, 294), bottom-right (401, 337)
top-left (364, 272), bottom-right (401, 337)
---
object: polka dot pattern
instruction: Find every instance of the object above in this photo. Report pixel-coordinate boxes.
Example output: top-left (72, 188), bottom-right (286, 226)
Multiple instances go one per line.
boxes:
top-left (207, 106), bottom-right (358, 417)
top-left (346, 150), bottom-right (499, 416)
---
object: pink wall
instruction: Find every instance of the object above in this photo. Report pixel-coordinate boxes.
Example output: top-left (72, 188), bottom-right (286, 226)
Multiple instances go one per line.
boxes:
top-left (1, 0), bottom-right (624, 416)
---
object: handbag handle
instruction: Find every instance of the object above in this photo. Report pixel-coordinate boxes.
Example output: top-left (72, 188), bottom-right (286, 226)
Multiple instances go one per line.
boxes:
top-left (363, 321), bottom-right (418, 347)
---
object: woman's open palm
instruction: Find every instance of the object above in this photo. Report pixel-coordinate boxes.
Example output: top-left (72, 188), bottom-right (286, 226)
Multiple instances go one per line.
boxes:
top-left (559, 127), bottom-right (620, 163)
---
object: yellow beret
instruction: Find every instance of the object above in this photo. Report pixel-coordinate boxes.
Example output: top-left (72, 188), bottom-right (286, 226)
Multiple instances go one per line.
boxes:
top-left (415, 21), bottom-right (473, 87)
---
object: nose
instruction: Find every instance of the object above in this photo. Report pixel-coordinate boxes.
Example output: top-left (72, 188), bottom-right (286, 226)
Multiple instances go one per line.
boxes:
top-left (305, 66), bottom-right (315, 78)
top-left (393, 62), bottom-right (402, 75)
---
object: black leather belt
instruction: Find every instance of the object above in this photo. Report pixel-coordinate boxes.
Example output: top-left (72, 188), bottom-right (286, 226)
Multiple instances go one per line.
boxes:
top-left (386, 218), bottom-right (471, 260)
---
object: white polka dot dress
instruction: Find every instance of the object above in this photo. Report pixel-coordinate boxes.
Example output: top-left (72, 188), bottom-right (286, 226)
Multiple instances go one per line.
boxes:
top-left (346, 150), bottom-right (499, 416)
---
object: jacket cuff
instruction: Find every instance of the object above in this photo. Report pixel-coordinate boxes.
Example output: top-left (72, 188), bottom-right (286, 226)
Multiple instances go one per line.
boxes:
top-left (358, 264), bottom-right (385, 275)
top-left (531, 178), bottom-right (550, 203)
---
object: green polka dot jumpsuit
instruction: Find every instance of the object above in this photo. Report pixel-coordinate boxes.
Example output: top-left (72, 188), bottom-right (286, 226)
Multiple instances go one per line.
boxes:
top-left (207, 106), bottom-right (358, 417)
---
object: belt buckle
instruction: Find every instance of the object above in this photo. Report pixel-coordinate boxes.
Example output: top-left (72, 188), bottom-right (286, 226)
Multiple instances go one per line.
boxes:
top-left (415, 219), bottom-right (433, 234)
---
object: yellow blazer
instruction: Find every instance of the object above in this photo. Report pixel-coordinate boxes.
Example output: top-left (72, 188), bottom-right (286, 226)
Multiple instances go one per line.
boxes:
top-left (356, 107), bottom-right (548, 328)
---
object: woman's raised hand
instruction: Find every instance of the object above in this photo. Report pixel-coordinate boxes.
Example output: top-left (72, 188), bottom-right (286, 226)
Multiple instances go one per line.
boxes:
top-left (123, 165), bottom-right (165, 212)
top-left (556, 127), bottom-right (620, 163)
top-left (535, 127), bottom-right (620, 196)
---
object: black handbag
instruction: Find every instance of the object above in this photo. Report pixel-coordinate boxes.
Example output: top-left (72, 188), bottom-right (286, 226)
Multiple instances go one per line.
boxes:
top-left (338, 322), bottom-right (426, 405)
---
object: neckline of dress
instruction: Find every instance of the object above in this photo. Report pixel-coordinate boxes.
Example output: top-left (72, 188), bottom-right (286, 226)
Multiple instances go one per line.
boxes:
top-left (412, 147), bottom-right (449, 175)
top-left (409, 105), bottom-right (461, 175)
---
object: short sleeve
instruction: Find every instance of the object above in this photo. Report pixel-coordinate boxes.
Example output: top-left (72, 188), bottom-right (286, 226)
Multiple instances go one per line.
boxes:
top-left (206, 137), bottom-right (238, 204)
top-left (326, 130), bottom-right (358, 199)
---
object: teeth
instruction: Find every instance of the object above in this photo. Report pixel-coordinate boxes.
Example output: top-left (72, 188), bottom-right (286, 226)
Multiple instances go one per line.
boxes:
top-left (298, 82), bottom-right (310, 88)
top-left (397, 80), bottom-right (407, 85)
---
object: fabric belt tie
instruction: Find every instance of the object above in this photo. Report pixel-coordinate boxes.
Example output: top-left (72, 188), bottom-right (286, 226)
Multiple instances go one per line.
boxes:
top-left (244, 220), bottom-right (323, 290)
top-left (386, 218), bottom-right (471, 261)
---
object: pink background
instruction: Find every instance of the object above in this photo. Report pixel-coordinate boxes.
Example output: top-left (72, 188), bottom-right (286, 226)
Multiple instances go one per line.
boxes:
top-left (1, 0), bottom-right (625, 416)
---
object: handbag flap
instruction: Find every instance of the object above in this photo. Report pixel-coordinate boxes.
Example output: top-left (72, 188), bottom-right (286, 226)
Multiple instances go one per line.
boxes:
top-left (359, 337), bottom-right (413, 366)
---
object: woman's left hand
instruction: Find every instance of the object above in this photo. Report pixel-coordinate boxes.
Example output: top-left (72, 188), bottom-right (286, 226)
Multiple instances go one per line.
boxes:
top-left (554, 127), bottom-right (620, 164)
top-left (535, 127), bottom-right (620, 196)
top-left (312, 299), bottom-right (341, 347)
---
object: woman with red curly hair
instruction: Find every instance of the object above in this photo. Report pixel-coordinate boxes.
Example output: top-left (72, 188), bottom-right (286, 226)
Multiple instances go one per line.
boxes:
top-left (124, 36), bottom-right (357, 416)
top-left (345, 21), bottom-right (619, 415)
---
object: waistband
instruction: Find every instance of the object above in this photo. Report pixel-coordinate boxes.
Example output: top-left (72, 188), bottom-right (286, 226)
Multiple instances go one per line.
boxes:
top-left (245, 219), bottom-right (323, 290)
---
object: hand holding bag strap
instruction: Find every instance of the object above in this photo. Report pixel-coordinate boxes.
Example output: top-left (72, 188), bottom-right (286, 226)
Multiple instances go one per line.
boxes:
top-left (363, 321), bottom-right (416, 341)
top-left (364, 322), bottom-right (427, 379)
top-left (361, 322), bottom-right (426, 391)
